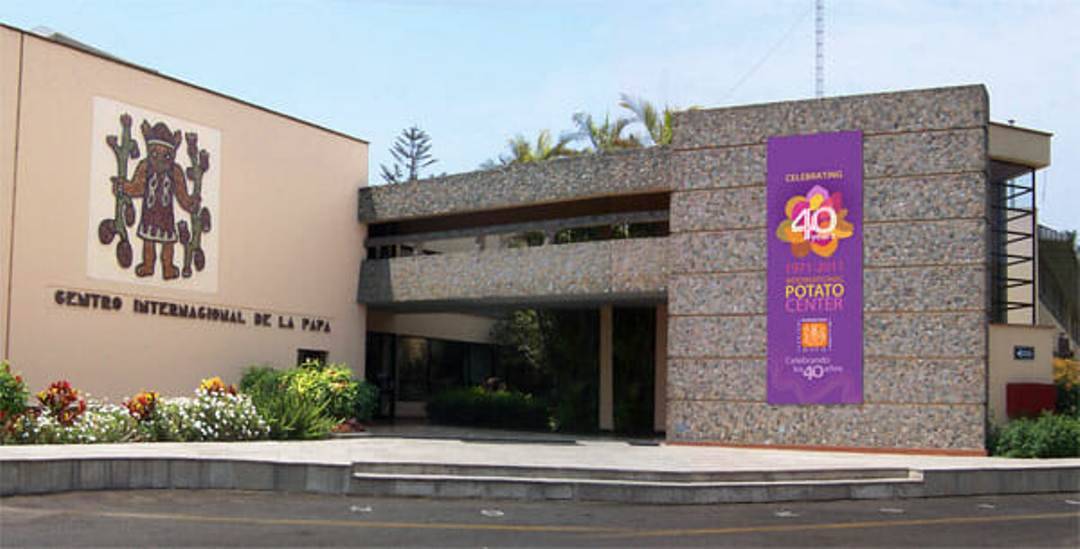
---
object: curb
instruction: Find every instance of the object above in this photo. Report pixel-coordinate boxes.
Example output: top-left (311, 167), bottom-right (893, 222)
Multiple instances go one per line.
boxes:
top-left (2, 457), bottom-right (1078, 504)
top-left (0, 458), bottom-right (352, 496)
top-left (339, 433), bottom-right (581, 445)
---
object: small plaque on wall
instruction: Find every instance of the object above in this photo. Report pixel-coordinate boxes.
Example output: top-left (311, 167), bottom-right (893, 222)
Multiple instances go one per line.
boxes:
top-left (1013, 346), bottom-right (1036, 360)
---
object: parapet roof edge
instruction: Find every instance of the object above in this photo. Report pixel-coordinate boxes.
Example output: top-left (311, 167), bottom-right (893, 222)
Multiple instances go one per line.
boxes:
top-left (679, 84), bottom-right (988, 116)
top-left (989, 121), bottom-right (1053, 137)
top-left (362, 145), bottom-right (668, 192)
top-left (1, 22), bottom-right (369, 145)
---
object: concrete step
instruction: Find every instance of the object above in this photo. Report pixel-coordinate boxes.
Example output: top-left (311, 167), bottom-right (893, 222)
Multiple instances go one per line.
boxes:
top-left (350, 461), bottom-right (914, 483)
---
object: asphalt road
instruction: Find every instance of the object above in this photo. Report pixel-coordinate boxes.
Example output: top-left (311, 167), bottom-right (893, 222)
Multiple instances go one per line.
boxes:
top-left (1, 490), bottom-right (1078, 547)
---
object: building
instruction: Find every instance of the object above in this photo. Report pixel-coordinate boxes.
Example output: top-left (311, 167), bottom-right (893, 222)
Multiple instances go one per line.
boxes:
top-left (0, 24), bottom-right (369, 397)
top-left (358, 85), bottom-right (1056, 453)
top-left (1, 23), bottom-right (1062, 453)
top-left (1037, 225), bottom-right (1079, 354)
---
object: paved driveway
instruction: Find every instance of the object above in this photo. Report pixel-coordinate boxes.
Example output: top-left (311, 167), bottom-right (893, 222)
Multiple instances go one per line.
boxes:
top-left (2, 490), bottom-right (1078, 547)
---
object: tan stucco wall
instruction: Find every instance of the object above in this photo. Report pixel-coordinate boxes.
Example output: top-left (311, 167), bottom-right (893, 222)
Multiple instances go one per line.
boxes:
top-left (0, 27), bottom-right (22, 360)
top-left (988, 324), bottom-right (1056, 425)
top-left (989, 123), bottom-right (1052, 169)
top-left (3, 30), bottom-right (368, 398)
top-left (1037, 299), bottom-right (1078, 353)
top-left (1005, 213), bottom-right (1037, 324)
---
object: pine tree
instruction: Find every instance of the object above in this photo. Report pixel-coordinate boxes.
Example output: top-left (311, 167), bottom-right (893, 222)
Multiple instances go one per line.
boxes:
top-left (380, 126), bottom-right (436, 184)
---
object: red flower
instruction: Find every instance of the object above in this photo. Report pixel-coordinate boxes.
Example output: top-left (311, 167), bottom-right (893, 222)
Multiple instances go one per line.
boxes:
top-left (36, 380), bottom-right (86, 426)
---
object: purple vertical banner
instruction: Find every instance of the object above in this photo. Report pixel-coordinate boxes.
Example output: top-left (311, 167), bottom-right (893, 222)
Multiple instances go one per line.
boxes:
top-left (766, 131), bottom-right (863, 405)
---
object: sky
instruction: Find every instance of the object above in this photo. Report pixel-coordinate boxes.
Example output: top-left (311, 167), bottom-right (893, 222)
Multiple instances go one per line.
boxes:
top-left (3, 0), bottom-right (1078, 232)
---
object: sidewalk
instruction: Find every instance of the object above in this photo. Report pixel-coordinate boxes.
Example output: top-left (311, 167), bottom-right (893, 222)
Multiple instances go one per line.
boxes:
top-left (2, 434), bottom-right (1079, 503)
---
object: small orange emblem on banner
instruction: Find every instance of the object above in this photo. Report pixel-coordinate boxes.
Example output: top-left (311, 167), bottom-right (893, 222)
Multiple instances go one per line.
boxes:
top-left (800, 321), bottom-right (829, 349)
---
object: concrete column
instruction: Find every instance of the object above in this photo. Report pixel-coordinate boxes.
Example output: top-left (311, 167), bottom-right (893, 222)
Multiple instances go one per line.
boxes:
top-left (654, 303), bottom-right (668, 433)
top-left (599, 304), bottom-right (614, 431)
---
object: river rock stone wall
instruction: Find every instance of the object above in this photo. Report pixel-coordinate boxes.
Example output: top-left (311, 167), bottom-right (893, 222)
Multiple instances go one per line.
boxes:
top-left (358, 239), bottom-right (667, 307)
top-left (665, 85), bottom-right (990, 451)
top-left (358, 148), bottom-right (670, 222)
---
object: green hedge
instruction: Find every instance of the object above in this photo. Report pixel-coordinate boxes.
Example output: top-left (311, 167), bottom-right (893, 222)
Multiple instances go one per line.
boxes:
top-left (0, 361), bottom-right (29, 423)
top-left (238, 362), bottom-right (379, 440)
top-left (1057, 383), bottom-right (1079, 418)
top-left (991, 413), bottom-right (1080, 458)
top-left (426, 387), bottom-right (549, 430)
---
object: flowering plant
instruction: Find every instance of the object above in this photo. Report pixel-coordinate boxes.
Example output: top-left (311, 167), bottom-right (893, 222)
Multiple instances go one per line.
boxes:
top-left (123, 390), bottom-right (160, 422)
top-left (775, 185), bottom-right (854, 258)
top-left (286, 362), bottom-right (361, 420)
top-left (1053, 358), bottom-right (1080, 391)
top-left (198, 376), bottom-right (237, 396)
top-left (36, 380), bottom-right (87, 426)
top-left (4, 374), bottom-right (275, 444)
top-left (17, 402), bottom-right (134, 444)
top-left (172, 390), bottom-right (269, 442)
top-left (1, 361), bottom-right (30, 440)
top-left (1054, 357), bottom-right (1080, 417)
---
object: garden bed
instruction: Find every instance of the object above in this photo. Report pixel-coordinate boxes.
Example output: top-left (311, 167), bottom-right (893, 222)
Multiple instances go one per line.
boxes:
top-left (0, 360), bottom-right (378, 445)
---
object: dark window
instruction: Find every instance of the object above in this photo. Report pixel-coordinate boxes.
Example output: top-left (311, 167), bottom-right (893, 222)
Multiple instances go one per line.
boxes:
top-left (366, 332), bottom-right (501, 404)
top-left (396, 337), bottom-right (429, 401)
top-left (297, 348), bottom-right (328, 366)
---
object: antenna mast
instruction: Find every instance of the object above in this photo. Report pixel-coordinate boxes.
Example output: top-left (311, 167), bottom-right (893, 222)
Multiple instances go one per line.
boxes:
top-left (815, 0), bottom-right (824, 98)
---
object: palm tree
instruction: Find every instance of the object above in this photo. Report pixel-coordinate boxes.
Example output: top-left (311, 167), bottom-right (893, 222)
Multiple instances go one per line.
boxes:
top-left (482, 130), bottom-right (578, 168)
top-left (618, 94), bottom-right (676, 146)
top-left (568, 112), bottom-right (641, 153)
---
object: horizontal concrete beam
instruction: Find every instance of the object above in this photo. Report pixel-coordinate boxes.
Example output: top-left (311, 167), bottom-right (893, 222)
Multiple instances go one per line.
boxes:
top-left (365, 210), bottom-right (667, 249)
top-left (358, 148), bottom-right (671, 223)
top-left (358, 238), bottom-right (668, 307)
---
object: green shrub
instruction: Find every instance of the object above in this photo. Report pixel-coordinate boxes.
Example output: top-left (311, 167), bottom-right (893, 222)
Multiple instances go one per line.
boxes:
top-left (551, 379), bottom-right (597, 433)
top-left (992, 413), bottom-right (1080, 458)
top-left (240, 362), bottom-right (380, 438)
top-left (245, 362), bottom-right (378, 421)
top-left (285, 361), bottom-right (359, 420)
top-left (427, 387), bottom-right (549, 430)
top-left (0, 361), bottom-right (29, 416)
top-left (239, 366), bottom-right (285, 396)
top-left (256, 387), bottom-right (337, 440)
top-left (353, 381), bottom-right (379, 422)
top-left (240, 364), bottom-right (340, 440)
top-left (1054, 358), bottom-right (1080, 418)
top-left (1058, 385), bottom-right (1080, 418)
top-left (0, 361), bottom-right (30, 442)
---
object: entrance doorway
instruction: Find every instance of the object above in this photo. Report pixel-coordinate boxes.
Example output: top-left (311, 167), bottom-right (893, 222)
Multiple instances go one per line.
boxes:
top-left (613, 307), bottom-right (656, 436)
top-left (364, 304), bottom-right (661, 437)
top-left (365, 332), bottom-right (500, 420)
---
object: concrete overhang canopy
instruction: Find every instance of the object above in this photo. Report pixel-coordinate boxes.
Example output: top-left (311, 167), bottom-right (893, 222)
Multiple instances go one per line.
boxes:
top-left (989, 122), bottom-right (1051, 169)
top-left (357, 147), bottom-right (671, 223)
